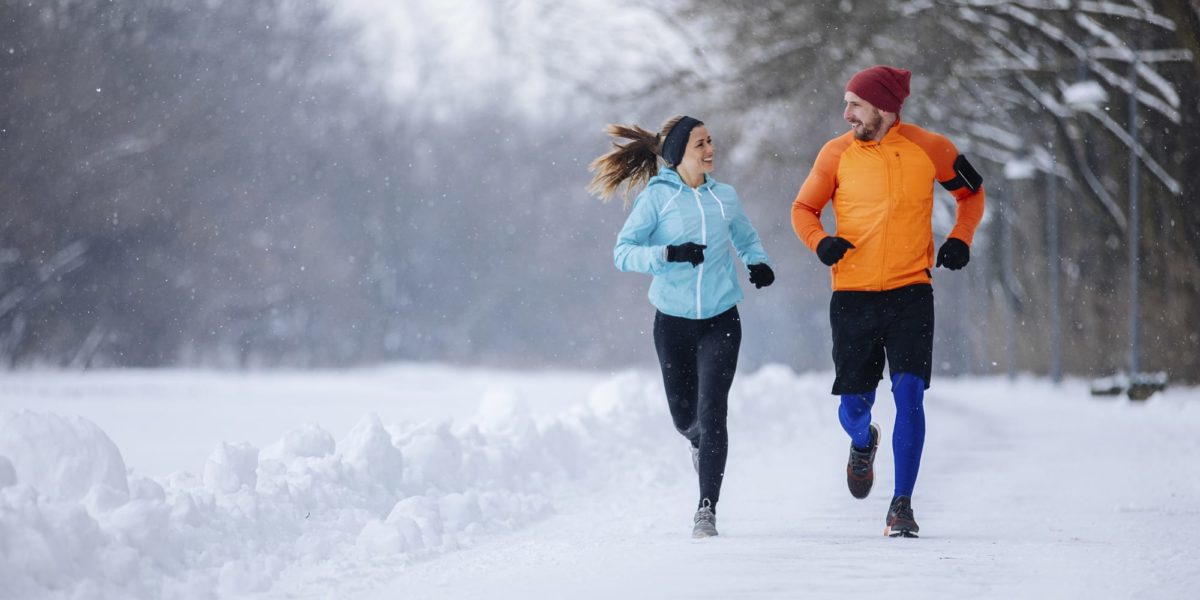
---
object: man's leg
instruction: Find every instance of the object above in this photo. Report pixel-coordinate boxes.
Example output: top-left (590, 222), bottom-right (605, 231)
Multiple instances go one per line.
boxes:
top-left (841, 389), bottom-right (881, 500)
top-left (881, 285), bottom-right (934, 536)
top-left (891, 372), bottom-right (926, 498)
top-left (838, 390), bottom-right (876, 448)
top-left (883, 285), bottom-right (934, 499)
top-left (830, 291), bottom-right (887, 398)
top-left (830, 291), bottom-right (887, 499)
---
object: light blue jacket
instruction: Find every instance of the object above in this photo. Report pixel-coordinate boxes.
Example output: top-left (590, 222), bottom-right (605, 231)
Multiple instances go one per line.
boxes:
top-left (614, 166), bottom-right (773, 319)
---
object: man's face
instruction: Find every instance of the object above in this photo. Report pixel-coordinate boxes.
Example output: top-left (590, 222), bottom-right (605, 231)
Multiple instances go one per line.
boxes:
top-left (843, 91), bottom-right (885, 141)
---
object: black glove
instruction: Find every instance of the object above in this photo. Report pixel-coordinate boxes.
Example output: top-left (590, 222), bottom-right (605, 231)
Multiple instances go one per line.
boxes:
top-left (936, 238), bottom-right (970, 270)
top-left (816, 236), bottom-right (855, 266)
top-left (747, 263), bottom-right (774, 289)
top-left (666, 242), bottom-right (706, 267)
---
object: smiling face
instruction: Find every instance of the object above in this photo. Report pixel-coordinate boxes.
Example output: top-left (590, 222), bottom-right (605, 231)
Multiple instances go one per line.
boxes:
top-left (843, 91), bottom-right (893, 141)
top-left (674, 124), bottom-right (714, 185)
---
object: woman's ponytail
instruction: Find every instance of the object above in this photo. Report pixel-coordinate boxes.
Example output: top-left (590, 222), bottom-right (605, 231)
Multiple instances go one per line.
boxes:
top-left (587, 116), bottom-right (684, 208)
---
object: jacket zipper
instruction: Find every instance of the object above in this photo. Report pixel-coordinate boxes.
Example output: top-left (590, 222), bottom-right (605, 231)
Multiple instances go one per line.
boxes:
top-left (691, 186), bottom-right (707, 318)
top-left (880, 145), bottom-right (892, 290)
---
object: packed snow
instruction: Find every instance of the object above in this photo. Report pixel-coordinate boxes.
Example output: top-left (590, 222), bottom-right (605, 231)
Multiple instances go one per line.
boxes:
top-left (1, 365), bottom-right (1198, 599)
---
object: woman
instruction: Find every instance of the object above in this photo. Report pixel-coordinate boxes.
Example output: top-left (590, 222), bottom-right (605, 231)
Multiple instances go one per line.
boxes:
top-left (587, 115), bottom-right (774, 538)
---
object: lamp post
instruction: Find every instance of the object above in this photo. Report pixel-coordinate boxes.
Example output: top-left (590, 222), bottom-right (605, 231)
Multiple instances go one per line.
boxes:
top-left (1003, 160), bottom-right (1036, 382)
top-left (1046, 153), bottom-right (1062, 384)
top-left (1126, 58), bottom-right (1141, 376)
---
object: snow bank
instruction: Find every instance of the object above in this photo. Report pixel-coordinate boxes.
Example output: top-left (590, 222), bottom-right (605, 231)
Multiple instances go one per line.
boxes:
top-left (0, 411), bottom-right (129, 502)
top-left (0, 406), bottom-right (548, 599)
top-left (0, 367), bottom-right (832, 599)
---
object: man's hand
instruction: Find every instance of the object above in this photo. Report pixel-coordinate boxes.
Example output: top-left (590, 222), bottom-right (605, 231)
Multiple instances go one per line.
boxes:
top-left (748, 263), bottom-right (774, 289)
top-left (936, 238), bottom-right (970, 270)
top-left (666, 242), bottom-right (706, 267)
top-left (816, 236), bottom-right (855, 266)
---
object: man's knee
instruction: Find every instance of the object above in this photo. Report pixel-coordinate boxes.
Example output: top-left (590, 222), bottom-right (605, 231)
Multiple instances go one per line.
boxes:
top-left (840, 390), bottom-right (876, 411)
top-left (891, 372), bottom-right (926, 409)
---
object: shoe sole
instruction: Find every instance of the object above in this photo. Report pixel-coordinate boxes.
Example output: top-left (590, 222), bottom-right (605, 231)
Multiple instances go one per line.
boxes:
top-left (692, 529), bottom-right (719, 539)
top-left (884, 527), bottom-right (919, 538)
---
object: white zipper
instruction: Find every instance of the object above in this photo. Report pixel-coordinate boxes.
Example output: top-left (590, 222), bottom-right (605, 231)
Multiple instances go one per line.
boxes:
top-left (691, 187), bottom-right (707, 318)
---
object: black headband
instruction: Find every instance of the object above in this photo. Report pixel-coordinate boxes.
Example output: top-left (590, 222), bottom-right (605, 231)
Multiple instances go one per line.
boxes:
top-left (660, 116), bottom-right (702, 167)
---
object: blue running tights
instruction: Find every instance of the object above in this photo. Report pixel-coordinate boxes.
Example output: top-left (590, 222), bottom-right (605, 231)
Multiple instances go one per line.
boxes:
top-left (838, 373), bottom-right (926, 498)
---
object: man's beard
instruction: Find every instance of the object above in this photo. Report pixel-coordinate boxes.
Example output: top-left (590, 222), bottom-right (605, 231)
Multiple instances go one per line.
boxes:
top-left (852, 110), bottom-right (883, 141)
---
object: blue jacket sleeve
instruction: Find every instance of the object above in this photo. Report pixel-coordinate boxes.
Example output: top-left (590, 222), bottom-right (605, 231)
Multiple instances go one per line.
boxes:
top-left (727, 190), bottom-right (771, 267)
top-left (614, 190), bottom-right (668, 275)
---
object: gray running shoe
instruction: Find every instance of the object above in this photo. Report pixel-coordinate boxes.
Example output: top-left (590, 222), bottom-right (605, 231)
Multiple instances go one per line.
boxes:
top-left (690, 444), bottom-right (700, 474)
top-left (884, 495), bottom-right (920, 538)
top-left (692, 498), bottom-right (718, 538)
top-left (847, 422), bottom-right (880, 499)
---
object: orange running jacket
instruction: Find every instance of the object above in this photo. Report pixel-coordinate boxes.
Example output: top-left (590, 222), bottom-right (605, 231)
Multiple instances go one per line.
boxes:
top-left (791, 121), bottom-right (986, 291)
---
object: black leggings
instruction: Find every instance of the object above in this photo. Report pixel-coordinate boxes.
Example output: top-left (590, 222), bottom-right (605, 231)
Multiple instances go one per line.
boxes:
top-left (653, 306), bottom-right (741, 510)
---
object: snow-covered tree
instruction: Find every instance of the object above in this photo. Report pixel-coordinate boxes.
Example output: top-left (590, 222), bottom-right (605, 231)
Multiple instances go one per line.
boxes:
top-left (676, 0), bottom-right (1200, 380)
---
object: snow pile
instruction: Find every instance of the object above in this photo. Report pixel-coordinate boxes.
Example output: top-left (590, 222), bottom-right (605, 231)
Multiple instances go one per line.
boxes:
top-left (0, 410), bottom-right (554, 598)
top-left (0, 367), bottom-right (830, 599)
top-left (0, 411), bottom-right (129, 502)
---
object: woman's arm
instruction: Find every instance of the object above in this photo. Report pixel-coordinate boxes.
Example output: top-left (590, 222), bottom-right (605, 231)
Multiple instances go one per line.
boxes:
top-left (614, 189), bottom-right (669, 275)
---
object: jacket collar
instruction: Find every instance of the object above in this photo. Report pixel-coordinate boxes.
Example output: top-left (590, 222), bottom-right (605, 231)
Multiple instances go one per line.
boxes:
top-left (653, 165), bottom-right (716, 190)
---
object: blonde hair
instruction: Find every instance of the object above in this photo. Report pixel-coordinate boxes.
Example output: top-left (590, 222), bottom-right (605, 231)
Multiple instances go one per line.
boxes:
top-left (587, 115), bottom-right (686, 208)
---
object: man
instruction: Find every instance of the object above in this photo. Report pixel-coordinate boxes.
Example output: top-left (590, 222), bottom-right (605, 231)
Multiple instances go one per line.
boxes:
top-left (791, 65), bottom-right (985, 537)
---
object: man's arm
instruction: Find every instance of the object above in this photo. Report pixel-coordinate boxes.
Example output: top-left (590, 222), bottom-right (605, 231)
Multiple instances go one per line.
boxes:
top-left (942, 154), bottom-right (986, 244)
top-left (904, 125), bottom-right (986, 244)
top-left (791, 137), bottom-right (850, 252)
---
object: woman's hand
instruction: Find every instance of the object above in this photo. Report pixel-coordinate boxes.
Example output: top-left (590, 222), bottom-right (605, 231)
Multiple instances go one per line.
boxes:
top-left (665, 242), bottom-right (706, 267)
top-left (748, 263), bottom-right (774, 288)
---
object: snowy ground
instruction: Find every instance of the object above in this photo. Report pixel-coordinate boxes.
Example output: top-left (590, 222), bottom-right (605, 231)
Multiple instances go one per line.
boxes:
top-left (2, 364), bottom-right (1197, 599)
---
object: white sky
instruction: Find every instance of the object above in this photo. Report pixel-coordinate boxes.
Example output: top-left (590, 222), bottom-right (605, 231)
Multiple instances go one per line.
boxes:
top-left (331, 0), bottom-right (707, 121)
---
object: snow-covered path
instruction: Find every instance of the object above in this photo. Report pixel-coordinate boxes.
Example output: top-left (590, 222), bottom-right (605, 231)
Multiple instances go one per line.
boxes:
top-left (359, 376), bottom-right (1200, 599)
top-left (2, 367), bottom-right (1198, 599)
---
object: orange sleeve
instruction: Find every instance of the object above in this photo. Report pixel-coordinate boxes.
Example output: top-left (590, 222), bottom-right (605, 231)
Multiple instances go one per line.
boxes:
top-left (948, 185), bottom-right (985, 245)
top-left (791, 136), bottom-right (849, 252)
top-left (902, 124), bottom-right (986, 245)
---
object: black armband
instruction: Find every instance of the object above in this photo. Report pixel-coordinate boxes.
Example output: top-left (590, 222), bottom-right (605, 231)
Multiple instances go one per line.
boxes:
top-left (939, 154), bottom-right (983, 193)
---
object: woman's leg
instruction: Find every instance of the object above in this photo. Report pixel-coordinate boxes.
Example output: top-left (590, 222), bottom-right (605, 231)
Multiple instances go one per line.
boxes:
top-left (653, 311), bottom-right (700, 446)
top-left (693, 307), bottom-right (741, 509)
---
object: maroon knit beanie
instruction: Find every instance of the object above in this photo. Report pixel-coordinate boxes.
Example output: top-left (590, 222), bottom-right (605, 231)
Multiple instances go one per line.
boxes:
top-left (845, 65), bottom-right (912, 113)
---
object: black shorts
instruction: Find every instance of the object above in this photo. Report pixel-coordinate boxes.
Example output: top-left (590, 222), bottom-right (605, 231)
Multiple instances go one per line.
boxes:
top-left (829, 284), bottom-right (933, 394)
